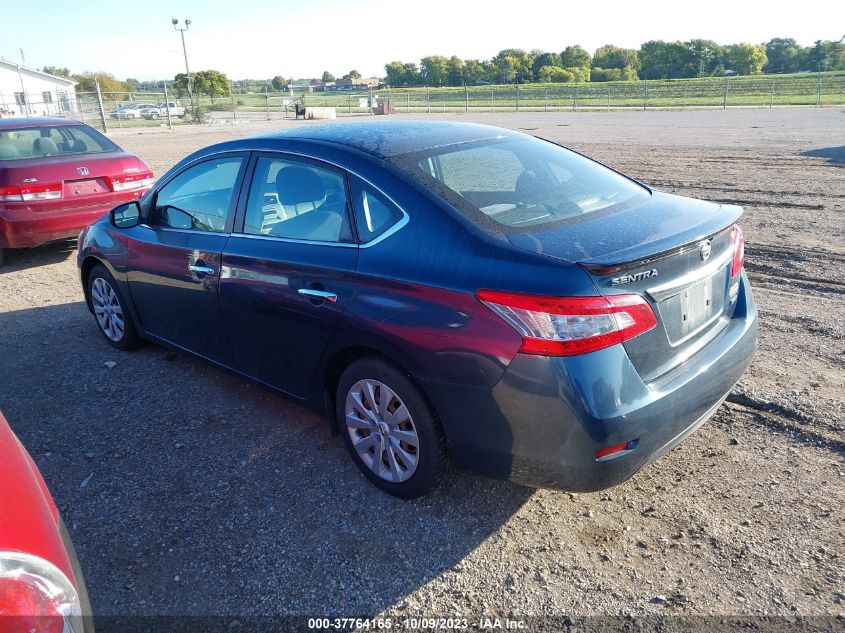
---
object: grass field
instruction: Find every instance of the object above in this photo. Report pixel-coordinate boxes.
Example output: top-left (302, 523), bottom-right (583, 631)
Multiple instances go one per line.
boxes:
top-left (79, 71), bottom-right (845, 130)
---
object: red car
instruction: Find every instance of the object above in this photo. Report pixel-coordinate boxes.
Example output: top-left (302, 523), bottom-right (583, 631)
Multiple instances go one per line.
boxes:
top-left (0, 117), bottom-right (153, 266)
top-left (0, 411), bottom-right (92, 632)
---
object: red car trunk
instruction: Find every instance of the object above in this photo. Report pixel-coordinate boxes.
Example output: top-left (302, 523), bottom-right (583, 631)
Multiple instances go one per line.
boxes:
top-left (0, 151), bottom-right (148, 215)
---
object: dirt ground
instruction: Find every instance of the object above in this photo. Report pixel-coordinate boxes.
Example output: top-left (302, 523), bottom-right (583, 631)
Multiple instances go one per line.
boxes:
top-left (0, 109), bottom-right (842, 624)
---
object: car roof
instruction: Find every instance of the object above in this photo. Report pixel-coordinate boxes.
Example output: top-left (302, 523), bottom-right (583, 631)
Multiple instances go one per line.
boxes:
top-left (253, 120), bottom-right (523, 159)
top-left (0, 117), bottom-right (86, 130)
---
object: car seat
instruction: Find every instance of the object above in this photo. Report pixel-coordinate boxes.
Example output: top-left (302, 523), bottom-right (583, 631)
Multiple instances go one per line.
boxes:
top-left (0, 143), bottom-right (18, 159)
top-left (33, 137), bottom-right (59, 156)
top-left (268, 166), bottom-right (342, 242)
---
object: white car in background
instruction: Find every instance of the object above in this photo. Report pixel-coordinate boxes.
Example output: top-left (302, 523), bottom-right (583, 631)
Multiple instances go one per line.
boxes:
top-left (110, 104), bottom-right (146, 119)
top-left (141, 102), bottom-right (186, 119)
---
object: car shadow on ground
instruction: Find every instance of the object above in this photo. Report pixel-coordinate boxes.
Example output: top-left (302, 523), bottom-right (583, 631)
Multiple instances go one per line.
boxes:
top-left (799, 146), bottom-right (845, 164)
top-left (0, 301), bottom-right (534, 622)
top-left (1, 240), bottom-right (77, 271)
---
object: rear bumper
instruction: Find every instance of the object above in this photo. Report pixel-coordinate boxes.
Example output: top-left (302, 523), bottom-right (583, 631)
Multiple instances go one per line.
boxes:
top-left (1, 203), bottom-right (117, 249)
top-left (424, 271), bottom-right (758, 491)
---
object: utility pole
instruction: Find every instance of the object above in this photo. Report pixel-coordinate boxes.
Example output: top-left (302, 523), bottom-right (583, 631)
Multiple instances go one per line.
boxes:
top-left (15, 63), bottom-right (30, 115)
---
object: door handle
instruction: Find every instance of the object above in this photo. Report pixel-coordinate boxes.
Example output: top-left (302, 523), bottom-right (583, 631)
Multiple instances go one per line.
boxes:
top-left (298, 288), bottom-right (337, 303)
top-left (189, 264), bottom-right (216, 276)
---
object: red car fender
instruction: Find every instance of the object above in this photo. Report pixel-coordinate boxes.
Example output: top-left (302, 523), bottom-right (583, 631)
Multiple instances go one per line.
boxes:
top-left (0, 413), bottom-right (76, 587)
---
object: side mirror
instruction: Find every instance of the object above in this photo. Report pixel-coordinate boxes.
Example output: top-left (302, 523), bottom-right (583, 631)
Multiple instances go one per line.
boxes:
top-left (109, 201), bottom-right (141, 229)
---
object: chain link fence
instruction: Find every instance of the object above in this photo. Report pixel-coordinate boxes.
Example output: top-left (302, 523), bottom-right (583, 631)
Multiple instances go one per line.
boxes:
top-left (3, 73), bottom-right (843, 133)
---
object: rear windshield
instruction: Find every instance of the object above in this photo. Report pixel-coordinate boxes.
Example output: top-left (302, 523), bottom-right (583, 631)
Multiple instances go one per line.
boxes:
top-left (0, 125), bottom-right (118, 161)
top-left (392, 136), bottom-right (648, 230)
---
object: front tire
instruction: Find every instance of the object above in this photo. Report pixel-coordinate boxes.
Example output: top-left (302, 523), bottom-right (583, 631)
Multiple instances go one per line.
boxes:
top-left (87, 264), bottom-right (141, 350)
top-left (337, 357), bottom-right (449, 498)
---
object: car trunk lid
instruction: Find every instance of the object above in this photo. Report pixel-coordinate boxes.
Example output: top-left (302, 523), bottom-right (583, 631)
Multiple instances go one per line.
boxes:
top-left (507, 191), bottom-right (743, 381)
top-left (0, 151), bottom-right (146, 213)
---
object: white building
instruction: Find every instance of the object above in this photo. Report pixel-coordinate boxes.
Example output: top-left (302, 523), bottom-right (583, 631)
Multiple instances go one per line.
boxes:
top-left (0, 59), bottom-right (78, 117)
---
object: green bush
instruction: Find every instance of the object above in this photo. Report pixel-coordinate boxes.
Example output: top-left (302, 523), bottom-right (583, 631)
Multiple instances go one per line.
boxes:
top-left (184, 103), bottom-right (208, 123)
top-left (590, 67), bottom-right (623, 82)
top-left (538, 65), bottom-right (576, 83)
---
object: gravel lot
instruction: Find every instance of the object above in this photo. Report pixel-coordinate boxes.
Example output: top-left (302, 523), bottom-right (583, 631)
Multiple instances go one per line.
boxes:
top-left (0, 110), bottom-right (843, 625)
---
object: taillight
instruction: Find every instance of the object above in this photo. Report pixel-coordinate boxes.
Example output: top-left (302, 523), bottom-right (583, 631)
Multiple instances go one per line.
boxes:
top-left (110, 170), bottom-right (154, 192)
top-left (0, 551), bottom-right (82, 633)
top-left (730, 224), bottom-right (745, 277)
top-left (476, 290), bottom-right (657, 356)
top-left (0, 183), bottom-right (62, 202)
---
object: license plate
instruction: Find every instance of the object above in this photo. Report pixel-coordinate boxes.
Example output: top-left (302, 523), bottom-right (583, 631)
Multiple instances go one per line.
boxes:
top-left (659, 268), bottom-right (727, 345)
top-left (66, 178), bottom-right (108, 196)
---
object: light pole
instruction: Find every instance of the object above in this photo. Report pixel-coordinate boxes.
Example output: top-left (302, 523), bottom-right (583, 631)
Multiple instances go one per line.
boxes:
top-left (172, 18), bottom-right (193, 100)
top-left (723, 69), bottom-right (736, 110)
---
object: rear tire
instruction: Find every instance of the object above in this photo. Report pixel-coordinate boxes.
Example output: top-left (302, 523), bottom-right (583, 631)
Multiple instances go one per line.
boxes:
top-left (336, 357), bottom-right (449, 498)
top-left (87, 264), bottom-right (141, 350)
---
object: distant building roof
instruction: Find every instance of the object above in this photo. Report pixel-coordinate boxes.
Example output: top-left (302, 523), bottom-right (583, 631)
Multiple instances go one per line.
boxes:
top-left (0, 59), bottom-right (77, 86)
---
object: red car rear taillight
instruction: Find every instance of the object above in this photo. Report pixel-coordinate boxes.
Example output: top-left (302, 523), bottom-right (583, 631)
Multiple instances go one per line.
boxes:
top-left (0, 184), bottom-right (62, 202)
top-left (0, 551), bottom-right (82, 633)
top-left (476, 290), bottom-right (657, 356)
top-left (730, 224), bottom-right (745, 277)
top-left (109, 170), bottom-right (154, 192)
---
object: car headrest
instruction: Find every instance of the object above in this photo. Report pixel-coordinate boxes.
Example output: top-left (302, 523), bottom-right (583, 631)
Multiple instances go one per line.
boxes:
top-left (0, 143), bottom-right (18, 159)
top-left (275, 165), bottom-right (326, 207)
top-left (34, 137), bottom-right (59, 155)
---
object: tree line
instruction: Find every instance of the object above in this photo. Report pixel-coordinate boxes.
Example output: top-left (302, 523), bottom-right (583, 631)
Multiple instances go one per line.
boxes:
top-left (40, 36), bottom-right (842, 98)
top-left (383, 38), bottom-right (845, 86)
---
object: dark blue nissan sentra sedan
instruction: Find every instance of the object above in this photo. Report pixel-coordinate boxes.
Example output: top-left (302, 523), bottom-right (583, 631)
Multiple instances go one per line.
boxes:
top-left (77, 120), bottom-right (757, 498)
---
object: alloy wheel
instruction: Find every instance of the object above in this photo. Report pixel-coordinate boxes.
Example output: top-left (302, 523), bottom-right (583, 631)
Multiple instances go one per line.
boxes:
top-left (91, 277), bottom-right (125, 342)
top-left (344, 379), bottom-right (420, 483)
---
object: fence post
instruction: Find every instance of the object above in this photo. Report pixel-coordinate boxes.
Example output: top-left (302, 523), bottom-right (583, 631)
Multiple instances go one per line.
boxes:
top-left (427, 89), bottom-right (430, 114)
top-left (770, 80), bottom-right (775, 109)
top-left (643, 82), bottom-right (648, 111)
top-left (113, 94), bottom-right (122, 128)
top-left (163, 82), bottom-right (173, 130)
top-left (572, 85), bottom-right (577, 112)
top-left (544, 88), bottom-right (548, 112)
top-left (465, 84), bottom-right (469, 113)
top-left (682, 83), bottom-right (687, 110)
top-left (607, 84), bottom-right (611, 109)
top-left (265, 93), bottom-right (270, 120)
top-left (490, 89), bottom-right (494, 111)
top-left (516, 85), bottom-right (520, 112)
top-left (94, 79), bottom-right (108, 133)
top-left (231, 83), bottom-right (237, 123)
top-left (723, 76), bottom-right (728, 110)
top-left (816, 72), bottom-right (821, 107)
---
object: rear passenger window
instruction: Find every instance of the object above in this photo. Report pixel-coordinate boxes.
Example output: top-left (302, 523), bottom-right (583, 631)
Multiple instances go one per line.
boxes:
top-left (351, 180), bottom-right (404, 243)
top-left (243, 157), bottom-right (353, 243)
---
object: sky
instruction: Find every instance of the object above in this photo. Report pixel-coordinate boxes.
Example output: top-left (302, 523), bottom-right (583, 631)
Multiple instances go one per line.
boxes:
top-left (1, 0), bottom-right (842, 81)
